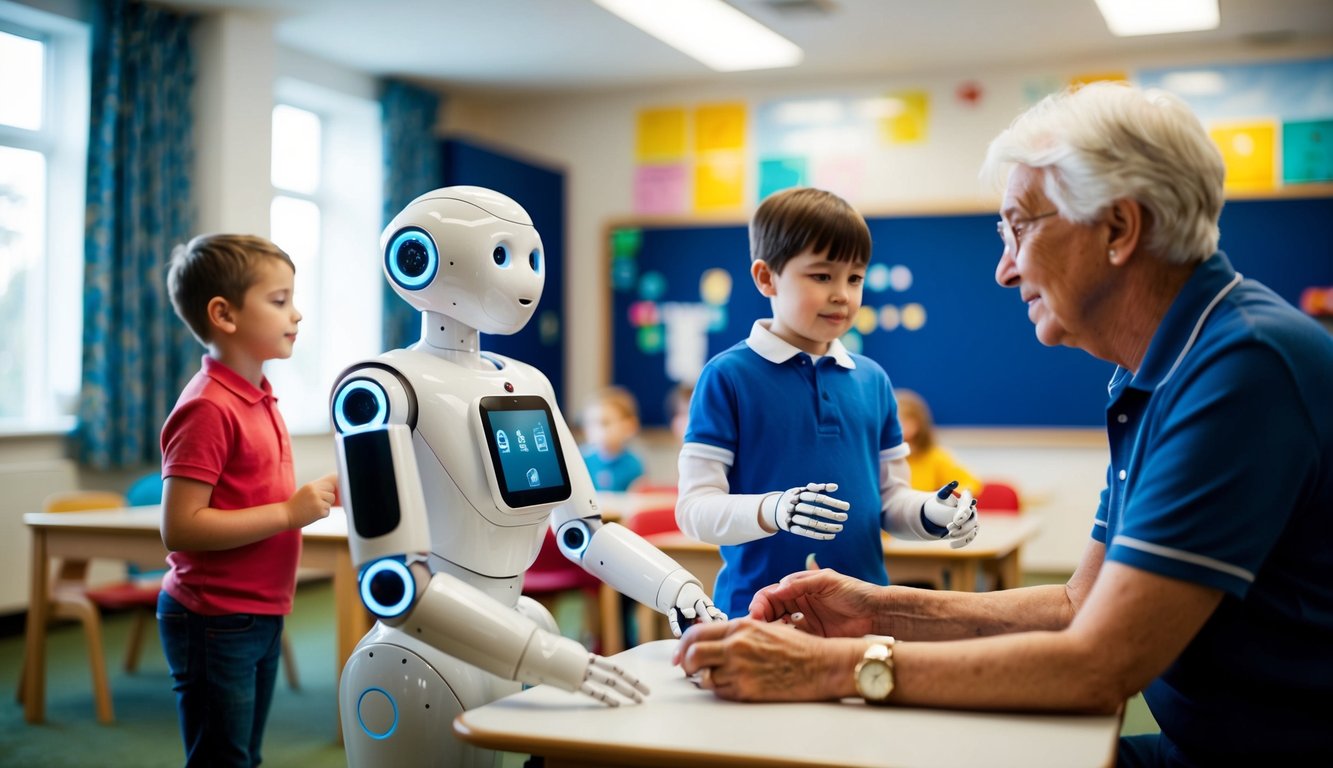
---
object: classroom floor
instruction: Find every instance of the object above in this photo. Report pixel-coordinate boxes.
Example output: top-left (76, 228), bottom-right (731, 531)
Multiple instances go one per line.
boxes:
top-left (0, 576), bottom-right (1156, 767)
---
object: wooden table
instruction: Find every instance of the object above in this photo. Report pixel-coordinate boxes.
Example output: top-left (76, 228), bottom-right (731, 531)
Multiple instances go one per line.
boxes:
top-left (21, 506), bottom-right (368, 725)
top-left (455, 639), bottom-right (1118, 768)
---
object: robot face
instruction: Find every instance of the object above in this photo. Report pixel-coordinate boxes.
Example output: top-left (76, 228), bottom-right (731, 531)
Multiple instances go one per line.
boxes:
top-left (381, 186), bottom-right (545, 336)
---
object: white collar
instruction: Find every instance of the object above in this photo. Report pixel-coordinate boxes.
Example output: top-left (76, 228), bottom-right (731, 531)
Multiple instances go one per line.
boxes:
top-left (745, 319), bottom-right (856, 369)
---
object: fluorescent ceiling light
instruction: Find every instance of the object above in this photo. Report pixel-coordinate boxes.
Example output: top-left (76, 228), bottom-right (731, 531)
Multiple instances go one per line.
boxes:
top-left (593, 0), bottom-right (803, 72)
top-left (1094, 0), bottom-right (1220, 37)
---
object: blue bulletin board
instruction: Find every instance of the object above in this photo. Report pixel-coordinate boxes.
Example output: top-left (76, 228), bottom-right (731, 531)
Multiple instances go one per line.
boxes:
top-left (610, 195), bottom-right (1333, 428)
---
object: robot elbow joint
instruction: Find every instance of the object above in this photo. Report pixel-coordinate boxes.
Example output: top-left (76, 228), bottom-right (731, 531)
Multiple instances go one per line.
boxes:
top-left (359, 557), bottom-right (417, 619)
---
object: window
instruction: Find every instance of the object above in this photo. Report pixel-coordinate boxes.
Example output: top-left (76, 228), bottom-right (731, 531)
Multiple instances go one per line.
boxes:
top-left (268, 83), bottom-right (382, 434)
top-left (0, 9), bottom-right (89, 434)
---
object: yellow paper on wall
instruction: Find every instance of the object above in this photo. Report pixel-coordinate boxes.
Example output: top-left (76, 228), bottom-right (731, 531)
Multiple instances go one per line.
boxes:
top-left (694, 103), bottom-right (747, 153)
top-left (1210, 120), bottom-right (1278, 192)
top-left (1070, 71), bottom-right (1129, 88)
top-left (879, 90), bottom-right (929, 145)
top-left (637, 107), bottom-right (688, 163)
top-left (694, 153), bottom-right (745, 211)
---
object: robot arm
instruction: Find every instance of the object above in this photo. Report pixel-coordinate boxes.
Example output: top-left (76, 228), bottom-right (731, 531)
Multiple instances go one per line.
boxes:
top-left (544, 397), bottom-right (726, 634)
top-left (335, 415), bottom-right (646, 704)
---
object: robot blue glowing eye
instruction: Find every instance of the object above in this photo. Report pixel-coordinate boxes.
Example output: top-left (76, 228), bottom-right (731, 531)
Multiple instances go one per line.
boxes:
top-left (386, 229), bottom-right (438, 290)
top-left (334, 380), bottom-right (389, 434)
top-left (492, 245), bottom-right (511, 267)
top-left (529, 249), bottom-right (541, 272)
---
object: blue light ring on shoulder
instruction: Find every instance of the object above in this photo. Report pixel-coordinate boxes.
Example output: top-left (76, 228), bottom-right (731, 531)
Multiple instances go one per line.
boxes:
top-left (333, 378), bottom-right (390, 434)
top-left (555, 519), bottom-right (593, 559)
top-left (359, 557), bottom-right (415, 619)
top-left (386, 227), bottom-right (438, 290)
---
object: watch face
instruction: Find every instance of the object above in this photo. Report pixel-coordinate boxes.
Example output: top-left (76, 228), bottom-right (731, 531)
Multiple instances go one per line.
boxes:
top-left (857, 659), bottom-right (894, 700)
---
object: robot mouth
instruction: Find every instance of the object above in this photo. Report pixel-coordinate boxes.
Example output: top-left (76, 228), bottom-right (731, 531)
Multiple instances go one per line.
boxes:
top-left (518, 298), bottom-right (533, 306)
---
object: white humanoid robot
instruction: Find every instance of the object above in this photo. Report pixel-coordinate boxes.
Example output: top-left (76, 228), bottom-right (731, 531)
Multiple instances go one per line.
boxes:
top-left (330, 186), bottom-right (725, 767)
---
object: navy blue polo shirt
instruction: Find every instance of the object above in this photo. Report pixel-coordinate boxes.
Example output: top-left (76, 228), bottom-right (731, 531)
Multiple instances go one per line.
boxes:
top-left (1096, 253), bottom-right (1333, 762)
top-left (686, 321), bottom-right (907, 617)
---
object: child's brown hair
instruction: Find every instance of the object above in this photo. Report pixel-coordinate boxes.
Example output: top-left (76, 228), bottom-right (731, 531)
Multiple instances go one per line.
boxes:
top-left (166, 234), bottom-right (295, 345)
top-left (749, 187), bottom-right (871, 273)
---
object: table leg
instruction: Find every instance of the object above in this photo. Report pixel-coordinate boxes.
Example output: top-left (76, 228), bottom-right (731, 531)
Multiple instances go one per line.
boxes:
top-left (598, 584), bottom-right (624, 655)
top-left (997, 551), bottom-right (1022, 591)
top-left (23, 528), bottom-right (49, 723)
top-left (950, 561), bottom-right (980, 593)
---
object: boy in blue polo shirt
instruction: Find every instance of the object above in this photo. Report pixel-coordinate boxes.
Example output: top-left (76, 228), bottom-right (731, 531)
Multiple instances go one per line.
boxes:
top-left (675, 187), bottom-right (979, 617)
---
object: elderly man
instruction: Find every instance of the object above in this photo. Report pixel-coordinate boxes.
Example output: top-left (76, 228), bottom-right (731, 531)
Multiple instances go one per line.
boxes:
top-left (674, 82), bottom-right (1333, 767)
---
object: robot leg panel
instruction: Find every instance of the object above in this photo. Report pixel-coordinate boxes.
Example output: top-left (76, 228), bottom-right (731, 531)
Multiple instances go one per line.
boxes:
top-left (340, 623), bottom-right (519, 768)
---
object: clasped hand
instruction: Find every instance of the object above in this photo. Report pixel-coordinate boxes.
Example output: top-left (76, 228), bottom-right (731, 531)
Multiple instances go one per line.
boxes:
top-left (922, 484), bottom-right (979, 549)
top-left (765, 482), bottom-right (850, 541)
top-left (667, 581), bottom-right (727, 636)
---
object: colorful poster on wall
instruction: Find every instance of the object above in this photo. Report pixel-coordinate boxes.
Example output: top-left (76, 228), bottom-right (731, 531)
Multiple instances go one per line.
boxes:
top-left (633, 164), bottom-right (688, 215)
top-left (694, 103), bottom-right (747, 153)
top-left (1210, 120), bottom-right (1278, 192)
top-left (1283, 119), bottom-right (1333, 184)
top-left (636, 107), bottom-right (687, 163)
top-left (694, 153), bottom-right (745, 210)
top-left (758, 156), bottom-right (807, 199)
top-left (1137, 58), bottom-right (1333, 123)
top-left (878, 90), bottom-right (930, 145)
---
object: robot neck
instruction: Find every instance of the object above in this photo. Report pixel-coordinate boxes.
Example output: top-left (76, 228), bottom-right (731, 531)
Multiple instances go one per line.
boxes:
top-left (417, 312), bottom-right (488, 369)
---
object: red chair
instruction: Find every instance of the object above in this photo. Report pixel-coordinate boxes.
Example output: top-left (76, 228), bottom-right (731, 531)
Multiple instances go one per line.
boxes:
top-left (522, 528), bottom-right (612, 653)
top-left (977, 480), bottom-right (1021, 514)
top-left (624, 506), bottom-right (683, 643)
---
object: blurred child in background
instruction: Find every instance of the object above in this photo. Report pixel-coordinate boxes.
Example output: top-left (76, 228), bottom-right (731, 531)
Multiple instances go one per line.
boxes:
top-left (896, 388), bottom-right (982, 498)
top-left (579, 386), bottom-right (645, 492)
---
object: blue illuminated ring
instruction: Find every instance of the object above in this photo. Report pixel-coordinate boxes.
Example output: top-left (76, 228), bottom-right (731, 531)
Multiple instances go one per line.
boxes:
top-left (333, 379), bottom-right (389, 434)
top-left (357, 687), bottom-right (399, 740)
top-left (359, 558), bottom-right (414, 618)
top-left (386, 229), bottom-right (438, 290)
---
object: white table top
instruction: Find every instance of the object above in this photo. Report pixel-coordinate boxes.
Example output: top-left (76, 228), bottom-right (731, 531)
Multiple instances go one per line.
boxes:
top-left (455, 640), bottom-right (1118, 768)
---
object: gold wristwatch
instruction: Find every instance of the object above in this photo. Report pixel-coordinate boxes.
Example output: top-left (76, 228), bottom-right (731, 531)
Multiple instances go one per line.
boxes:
top-left (854, 635), bottom-right (896, 703)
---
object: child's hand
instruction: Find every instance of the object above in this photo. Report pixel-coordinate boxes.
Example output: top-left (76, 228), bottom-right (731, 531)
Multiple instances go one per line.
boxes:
top-left (286, 473), bottom-right (337, 529)
top-left (763, 482), bottom-right (850, 541)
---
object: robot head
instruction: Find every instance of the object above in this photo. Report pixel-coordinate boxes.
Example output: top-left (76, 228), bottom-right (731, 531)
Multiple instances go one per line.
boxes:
top-left (380, 186), bottom-right (544, 336)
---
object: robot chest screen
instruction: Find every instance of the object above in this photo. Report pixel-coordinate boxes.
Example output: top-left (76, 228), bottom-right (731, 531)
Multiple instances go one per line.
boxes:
top-left (477, 395), bottom-right (572, 509)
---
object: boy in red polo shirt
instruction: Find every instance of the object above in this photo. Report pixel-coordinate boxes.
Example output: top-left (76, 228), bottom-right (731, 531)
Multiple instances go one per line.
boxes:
top-left (159, 234), bottom-right (338, 767)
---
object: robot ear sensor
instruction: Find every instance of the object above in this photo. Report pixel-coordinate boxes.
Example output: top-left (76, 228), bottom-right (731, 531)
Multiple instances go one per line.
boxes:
top-left (386, 227), bottom-right (439, 291)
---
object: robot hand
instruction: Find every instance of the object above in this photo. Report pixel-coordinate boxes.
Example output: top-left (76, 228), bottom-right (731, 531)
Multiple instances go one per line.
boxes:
top-left (763, 482), bottom-right (851, 541)
top-left (666, 580), bottom-right (727, 637)
top-left (922, 481), bottom-right (979, 549)
top-left (579, 653), bottom-right (651, 706)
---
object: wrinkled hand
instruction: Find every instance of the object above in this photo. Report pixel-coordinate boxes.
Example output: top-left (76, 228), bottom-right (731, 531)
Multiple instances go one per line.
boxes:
top-left (746, 568), bottom-right (881, 638)
top-left (922, 483), bottom-right (979, 549)
top-left (287, 473), bottom-right (337, 529)
top-left (578, 653), bottom-right (651, 706)
top-left (764, 482), bottom-right (850, 541)
top-left (667, 581), bottom-right (727, 637)
top-left (672, 618), bottom-right (849, 702)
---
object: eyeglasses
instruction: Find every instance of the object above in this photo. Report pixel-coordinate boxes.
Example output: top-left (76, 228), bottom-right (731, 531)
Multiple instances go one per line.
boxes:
top-left (996, 210), bottom-right (1058, 257)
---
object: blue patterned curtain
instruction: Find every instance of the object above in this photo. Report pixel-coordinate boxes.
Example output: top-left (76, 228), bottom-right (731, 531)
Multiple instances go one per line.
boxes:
top-left (379, 79), bottom-right (442, 350)
top-left (75, 0), bottom-right (197, 469)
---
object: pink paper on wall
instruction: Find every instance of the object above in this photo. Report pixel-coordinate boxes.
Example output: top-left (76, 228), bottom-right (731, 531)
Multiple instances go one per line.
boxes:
top-left (634, 164), bottom-right (688, 215)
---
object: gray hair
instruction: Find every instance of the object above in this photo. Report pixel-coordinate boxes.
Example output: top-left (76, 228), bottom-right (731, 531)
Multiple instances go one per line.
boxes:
top-left (980, 81), bottom-right (1225, 265)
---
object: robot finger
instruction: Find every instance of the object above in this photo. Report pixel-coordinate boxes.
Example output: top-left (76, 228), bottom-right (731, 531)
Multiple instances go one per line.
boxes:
top-left (791, 512), bottom-right (843, 534)
top-left (590, 654), bottom-right (650, 692)
top-left (587, 659), bottom-right (650, 700)
top-left (793, 501), bottom-right (849, 521)
top-left (792, 524), bottom-right (837, 541)
top-left (693, 598), bottom-right (722, 624)
top-left (579, 680), bottom-right (623, 706)
top-left (797, 492), bottom-right (851, 511)
top-left (949, 527), bottom-right (980, 549)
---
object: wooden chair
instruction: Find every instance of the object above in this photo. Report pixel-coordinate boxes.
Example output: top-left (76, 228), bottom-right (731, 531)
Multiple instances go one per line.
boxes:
top-left (18, 490), bottom-right (137, 723)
